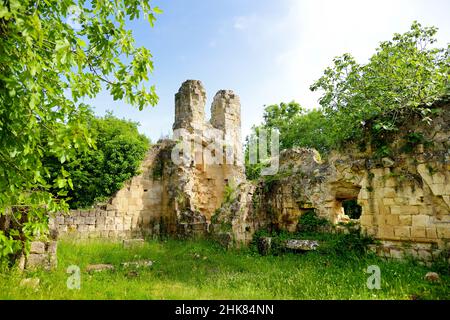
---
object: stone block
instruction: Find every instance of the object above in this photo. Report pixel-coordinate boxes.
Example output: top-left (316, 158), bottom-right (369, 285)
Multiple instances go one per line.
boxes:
top-left (382, 157), bottom-right (395, 168)
top-left (107, 210), bottom-right (116, 217)
top-left (418, 250), bottom-right (432, 261)
top-left (388, 248), bottom-right (403, 259)
top-left (411, 227), bottom-right (426, 239)
top-left (436, 226), bottom-right (450, 239)
top-left (390, 206), bottom-right (402, 215)
top-left (384, 178), bottom-right (397, 187)
top-left (108, 231), bottom-right (117, 237)
top-left (105, 216), bottom-right (114, 225)
top-left (413, 243), bottom-right (433, 250)
top-left (359, 215), bottom-right (373, 226)
top-left (30, 241), bottom-right (46, 254)
top-left (398, 215), bottom-right (412, 226)
top-left (47, 241), bottom-right (58, 255)
top-left (412, 215), bottom-right (430, 227)
top-left (26, 254), bottom-right (48, 269)
top-left (285, 239), bottom-right (319, 251)
top-left (65, 217), bottom-right (74, 224)
top-left (74, 216), bottom-right (85, 225)
top-left (100, 231), bottom-right (109, 237)
top-left (418, 206), bottom-right (432, 215)
top-left (383, 198), bottom-right (395, 205)
top-left (385, 215), bottom-right (399, 226)
top-left (407, 206), bottom-right (420, 215)
top-left (142, 215), bottom-right (151, 225)
top-left (383, 188), bottom-right (397, 198)
top-left (85, 217), bottom-right (96, 225)
top-left (20, 278), bottom-right (40, 289)
top-left (394, 227), bottom-right (411, 238)
top-left (56, 216), bottom-right (65, 225)
top-left (390, 205), bottom-right (418, 215)
top-left (426, 227), bottom-right (437, 239)
top-left (86, 264), bottom-right (115, 273)
top-left (379, 226), bottom-right (395, 238)
top-left (123, 217), bottom-right (132, 225)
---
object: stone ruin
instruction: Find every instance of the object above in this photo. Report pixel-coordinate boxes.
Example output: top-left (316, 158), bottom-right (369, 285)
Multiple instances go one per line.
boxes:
top-left (51, 80), bottom-right (245, 240)
top-left (50, 80), bottom-right (450, 263)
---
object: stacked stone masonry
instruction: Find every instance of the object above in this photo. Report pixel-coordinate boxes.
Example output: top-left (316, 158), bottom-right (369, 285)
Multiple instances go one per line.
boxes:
top-left (23, 241), bottom-right (57, 270)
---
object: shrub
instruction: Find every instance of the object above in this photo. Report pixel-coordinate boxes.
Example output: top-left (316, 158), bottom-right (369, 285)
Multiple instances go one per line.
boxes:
top-left (297, 210), bottom-right (329, 234)
top-left (320, 231), bottom-right (374, 257)
top-left (430, 249), bottom-right (450, 276)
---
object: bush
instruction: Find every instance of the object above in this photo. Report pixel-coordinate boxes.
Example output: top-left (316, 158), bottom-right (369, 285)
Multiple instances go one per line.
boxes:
top-left (251, 210), bottom-right (373, 257)
top-left (430, 249), bottom-right (450, 276)
top-left (297, 210), bottom-right (329, 233)
top-left (319, 231), bottom-right (374, 257)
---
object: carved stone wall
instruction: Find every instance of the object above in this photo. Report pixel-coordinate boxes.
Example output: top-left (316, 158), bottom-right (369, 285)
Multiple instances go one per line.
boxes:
top-left (211, 102), bottom-right (450, 261)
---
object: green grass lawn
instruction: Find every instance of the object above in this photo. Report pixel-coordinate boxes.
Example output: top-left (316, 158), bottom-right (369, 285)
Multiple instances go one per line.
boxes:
top-left (0, 239), bottom-right (448, 300)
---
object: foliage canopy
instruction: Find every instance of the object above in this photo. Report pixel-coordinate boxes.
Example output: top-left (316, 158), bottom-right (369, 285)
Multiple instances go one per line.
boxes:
top-left (0, 0), bottom-right (160, 262)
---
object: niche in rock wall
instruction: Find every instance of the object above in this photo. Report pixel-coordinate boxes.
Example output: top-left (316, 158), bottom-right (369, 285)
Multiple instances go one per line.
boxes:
top-left (332, 183), bottom-right (362, 222)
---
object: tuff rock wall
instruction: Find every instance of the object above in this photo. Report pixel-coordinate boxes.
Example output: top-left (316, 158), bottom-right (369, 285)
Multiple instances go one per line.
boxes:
top-left (212, 102), bottom-right (450, 261)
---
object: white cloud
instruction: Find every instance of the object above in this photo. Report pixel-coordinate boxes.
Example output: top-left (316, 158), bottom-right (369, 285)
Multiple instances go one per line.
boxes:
top-left (233, 15), bottom-right (258, 30)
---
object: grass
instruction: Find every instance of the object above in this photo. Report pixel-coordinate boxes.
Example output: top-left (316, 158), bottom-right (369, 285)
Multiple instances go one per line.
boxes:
top-left (0, 238), bottom-right (449, 300)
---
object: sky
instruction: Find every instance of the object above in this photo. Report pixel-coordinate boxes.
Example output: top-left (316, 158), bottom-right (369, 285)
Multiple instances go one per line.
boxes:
top-left (88, 0), bottom-right (450, 142)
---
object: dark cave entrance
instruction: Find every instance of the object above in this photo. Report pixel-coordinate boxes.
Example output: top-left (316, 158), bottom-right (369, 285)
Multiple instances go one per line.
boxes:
top-left (341, 199), bottom-right (363, 220)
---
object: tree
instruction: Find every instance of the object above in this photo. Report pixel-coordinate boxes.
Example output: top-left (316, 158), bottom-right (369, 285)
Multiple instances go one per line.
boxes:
top-left (46, 113), bottom-right (150, 209)
top-left (245, 22), bottom-right (449, 181)
top-left (244, 103), bottom-right (331, 180)
top-left (310, 22), bottom-right (450, 147)
top-left (263, 102), bottom-right (331, 153)
top-left (0, 0), bottom-right (161, 263)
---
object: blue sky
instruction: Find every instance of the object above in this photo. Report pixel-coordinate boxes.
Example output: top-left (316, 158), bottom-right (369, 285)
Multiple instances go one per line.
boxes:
top-left (89, 0), bottom-right (450, 141)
